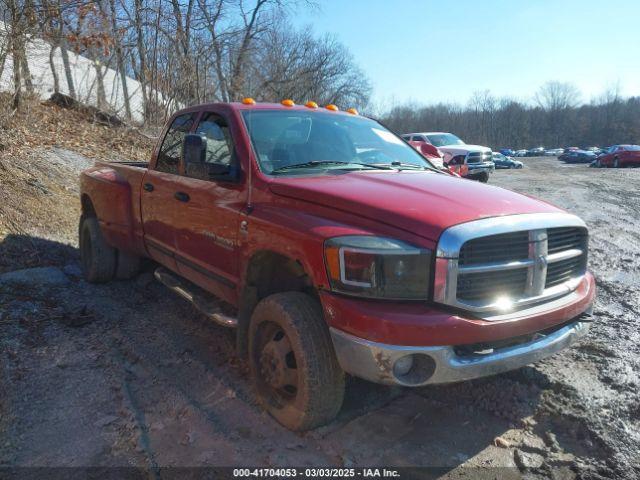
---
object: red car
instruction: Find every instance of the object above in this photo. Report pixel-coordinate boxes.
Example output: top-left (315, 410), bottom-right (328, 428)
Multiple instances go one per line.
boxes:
top-left (595, 145), bottom-right (640, 168)
top-left (79, 100), bottom-right (595, 430)
top-left (408, 139), bottom-right (470, 177)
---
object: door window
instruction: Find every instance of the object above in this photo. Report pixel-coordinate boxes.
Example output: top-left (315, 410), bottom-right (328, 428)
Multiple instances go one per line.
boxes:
top-left (184, 113), bottom-right (235, 180)
top-left (157, 113), bottom-right (196, 174)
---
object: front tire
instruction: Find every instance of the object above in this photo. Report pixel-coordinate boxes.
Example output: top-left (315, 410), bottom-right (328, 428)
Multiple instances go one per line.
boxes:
top-left (478, 172), bottom-right (489, 183)
top-left (79, 217), bottom-right (116, 283)
top-left (614, 158), bottom-right (620, 168)
top-left (248, 292), bottom-right (345, 431)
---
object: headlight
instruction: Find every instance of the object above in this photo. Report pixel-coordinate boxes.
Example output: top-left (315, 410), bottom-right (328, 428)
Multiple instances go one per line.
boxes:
top-left (324, 236), bottom-right (432, 300)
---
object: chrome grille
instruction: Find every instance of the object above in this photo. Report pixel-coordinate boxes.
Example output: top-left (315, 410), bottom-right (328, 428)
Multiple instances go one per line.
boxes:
top-left (466, 151), bottom-right (492, 164)
top-left (434, 213), bottom-right (588, 319)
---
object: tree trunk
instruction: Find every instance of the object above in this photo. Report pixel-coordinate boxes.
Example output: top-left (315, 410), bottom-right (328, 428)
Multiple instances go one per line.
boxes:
top-left (0, 38), bottom-right (9, 81)
top-left (59, 38), bottom-right (76, 98)
top-left (18, 43), bottom-right (34, 94)
top-left (133, 0), bottom-right (149, 121)
top-left (49, 43), bottom-right (60, 94)
top-left (93, 59), bottom-right (107, 110)
top-left (12, 41), bottom-right (22, 110)
top-left (108, 0), bottom-right (132, 120)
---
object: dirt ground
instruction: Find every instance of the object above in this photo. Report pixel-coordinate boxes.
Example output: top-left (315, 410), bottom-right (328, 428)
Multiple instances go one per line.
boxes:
top-left (0, 153), bottom-right (638, 479)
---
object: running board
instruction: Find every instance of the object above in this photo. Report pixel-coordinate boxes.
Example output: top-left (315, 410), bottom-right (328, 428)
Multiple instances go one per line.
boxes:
top-left (154, 267), bottom-right (237, 328)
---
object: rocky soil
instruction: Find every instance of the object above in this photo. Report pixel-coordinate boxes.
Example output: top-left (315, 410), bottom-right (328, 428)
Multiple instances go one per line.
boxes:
top-left (0, 153), bottom-right (638, 479)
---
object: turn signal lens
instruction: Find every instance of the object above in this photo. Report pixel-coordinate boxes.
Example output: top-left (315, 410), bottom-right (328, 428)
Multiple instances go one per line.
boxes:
top-left (347, 108), bottom-right (359, 115)
top-left (242, 97), bottom-right (256, 105)
top-left (305, 101), bottom-right (318, 108)
top-left (325, 104), bottom-right (339, 111)
top-left (281, 99), bottom-right (295, 107)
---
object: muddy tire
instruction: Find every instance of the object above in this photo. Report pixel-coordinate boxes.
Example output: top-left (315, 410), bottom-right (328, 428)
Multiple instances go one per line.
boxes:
top-left (478, 172), bottom-right (489, 183)
top-left (79, 216), bottom-right (116, 283)
top-left (115, 250), bottom-right (141, 279)
top-left (248, 292), bottom-right (345, 431)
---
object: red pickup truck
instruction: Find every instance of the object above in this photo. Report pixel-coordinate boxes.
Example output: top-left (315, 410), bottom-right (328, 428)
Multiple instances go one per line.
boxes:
top-left (79, 100), bottom-right (595, 431)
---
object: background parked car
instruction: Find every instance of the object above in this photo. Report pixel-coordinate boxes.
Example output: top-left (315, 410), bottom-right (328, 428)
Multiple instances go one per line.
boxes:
top-left (492, 152), bottom-right (523, 169)
top-left (559, 150), bottom-right (597, 163)
top-left (513, 149), bottom-right (528, 157)
top-left (586, 146), bottom-right (603, 155)
top-left (499, 148), bottom-right (515, 156)
top-left (595, 145), bottom-right (640, 168)
top-left (526, 147), bottom-right (545, 156)
top-left (402, 132), bottom-right (494, 182)
top-left (546, 148), bottom-right (564, 156)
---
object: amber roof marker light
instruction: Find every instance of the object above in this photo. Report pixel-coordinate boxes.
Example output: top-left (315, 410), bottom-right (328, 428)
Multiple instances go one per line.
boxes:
top-left (325, 104), bottom-right (339, 111)
top-left (305, 101), bottom-right (318, 108)
top-left (281, 99), bottom-right (295, 107)
top-left (242, 97), bottom-right (256, 105)
top-left (347, 108), bottom-right (359, 115)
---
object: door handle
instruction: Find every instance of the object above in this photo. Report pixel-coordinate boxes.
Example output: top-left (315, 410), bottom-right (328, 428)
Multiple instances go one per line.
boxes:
top-left (174, 191), bottom-right (190, 202)
top-left (143, 182), bottom-right (154, 192)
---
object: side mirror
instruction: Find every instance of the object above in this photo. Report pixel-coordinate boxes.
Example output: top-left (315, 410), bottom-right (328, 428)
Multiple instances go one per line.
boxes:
top-left (183, 134), bottom-right (240, 183)
top-left (183, 134), bottom-right (206, 165)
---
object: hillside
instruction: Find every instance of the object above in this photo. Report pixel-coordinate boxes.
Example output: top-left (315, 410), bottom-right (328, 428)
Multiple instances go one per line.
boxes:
top-left (0, 94), bottom-right (154, 273)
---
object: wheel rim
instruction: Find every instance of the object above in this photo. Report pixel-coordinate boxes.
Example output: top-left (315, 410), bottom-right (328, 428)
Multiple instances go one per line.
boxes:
top-left (254, 322), bottom-right (299, 408)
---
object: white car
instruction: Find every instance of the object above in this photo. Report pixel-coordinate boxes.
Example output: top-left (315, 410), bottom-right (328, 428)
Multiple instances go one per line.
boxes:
top-left (402, 132), bottom-right (494, 182)
top-left (544, 148), bottom-right (563, 156)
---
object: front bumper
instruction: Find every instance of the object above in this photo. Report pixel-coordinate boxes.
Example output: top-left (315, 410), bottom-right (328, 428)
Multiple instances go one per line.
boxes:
top-left (466, 163), bottom-right (495, 174)
top-left (330, 318), bottom-right (590, 387)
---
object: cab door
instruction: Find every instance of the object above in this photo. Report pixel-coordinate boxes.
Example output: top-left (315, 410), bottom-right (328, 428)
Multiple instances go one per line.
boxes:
top-left (172, 111), bottom-right (246, 304)
top-left (141, 112), bottom-right (197, 270)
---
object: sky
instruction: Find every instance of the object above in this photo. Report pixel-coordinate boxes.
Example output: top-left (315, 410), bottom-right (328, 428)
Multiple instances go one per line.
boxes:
top-left (292, 0), bottom-right (640, 107)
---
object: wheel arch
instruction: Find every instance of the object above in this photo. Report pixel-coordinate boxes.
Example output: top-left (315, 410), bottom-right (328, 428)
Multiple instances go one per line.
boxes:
top-left (81, 193), bottom-right (97, 219)
top-left (236, 249), bottom-right (317, 356)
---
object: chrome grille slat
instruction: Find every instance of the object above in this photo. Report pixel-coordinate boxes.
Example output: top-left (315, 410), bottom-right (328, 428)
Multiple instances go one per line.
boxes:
top-left (459, 231), bottom-right (529, 265)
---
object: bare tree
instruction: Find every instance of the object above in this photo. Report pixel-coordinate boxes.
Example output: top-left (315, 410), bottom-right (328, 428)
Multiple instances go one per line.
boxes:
top-left (535, 81), bottom-right (581, 111)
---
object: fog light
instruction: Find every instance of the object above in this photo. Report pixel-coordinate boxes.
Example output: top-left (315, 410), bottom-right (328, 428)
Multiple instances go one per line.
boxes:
top-left (393, 355), bottom-right (414, 377)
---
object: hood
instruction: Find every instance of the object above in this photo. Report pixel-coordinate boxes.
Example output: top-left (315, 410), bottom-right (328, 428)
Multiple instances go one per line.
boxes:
top-left (269, 171), bottom-right (560, 241)
top-left (439, 144), bottom-right (492, 154)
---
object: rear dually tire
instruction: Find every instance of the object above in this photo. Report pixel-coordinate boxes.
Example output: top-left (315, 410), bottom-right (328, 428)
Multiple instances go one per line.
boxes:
top-left (79, 216), bottom-right (116, 283)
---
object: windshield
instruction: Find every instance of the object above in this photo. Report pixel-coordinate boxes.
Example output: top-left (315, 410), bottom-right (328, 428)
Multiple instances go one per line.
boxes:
top-left (241, 110), bottom-right (435, 174)
top-left (425, 133), bottom-right (465, 147)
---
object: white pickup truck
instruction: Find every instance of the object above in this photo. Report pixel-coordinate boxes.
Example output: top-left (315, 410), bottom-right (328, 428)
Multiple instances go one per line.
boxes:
top-left (402, 132), bottom-right (494, 182)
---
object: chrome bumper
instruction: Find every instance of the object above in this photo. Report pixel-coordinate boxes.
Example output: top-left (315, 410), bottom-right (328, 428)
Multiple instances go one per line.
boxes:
top-left (330, 320), bottom-right (590, 387)
top-left (467, 163), bottom-right (494, 173)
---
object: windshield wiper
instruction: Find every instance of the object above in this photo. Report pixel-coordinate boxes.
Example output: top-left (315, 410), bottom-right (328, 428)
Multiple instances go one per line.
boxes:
top-left (272, 160), bottom-right (394, 173)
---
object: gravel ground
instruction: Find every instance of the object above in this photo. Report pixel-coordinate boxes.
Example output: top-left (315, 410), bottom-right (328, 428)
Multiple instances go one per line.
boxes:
top-left (0, 153), bottom-right (638, 478)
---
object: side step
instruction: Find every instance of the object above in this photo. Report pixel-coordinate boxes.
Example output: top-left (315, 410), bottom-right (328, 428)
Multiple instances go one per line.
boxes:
top-left (154, 267), bottom-right (238, 328)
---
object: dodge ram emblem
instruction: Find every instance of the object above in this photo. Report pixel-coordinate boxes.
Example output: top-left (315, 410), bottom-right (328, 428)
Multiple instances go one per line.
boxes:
top-left (537, 254), bottom-right (548, 269)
